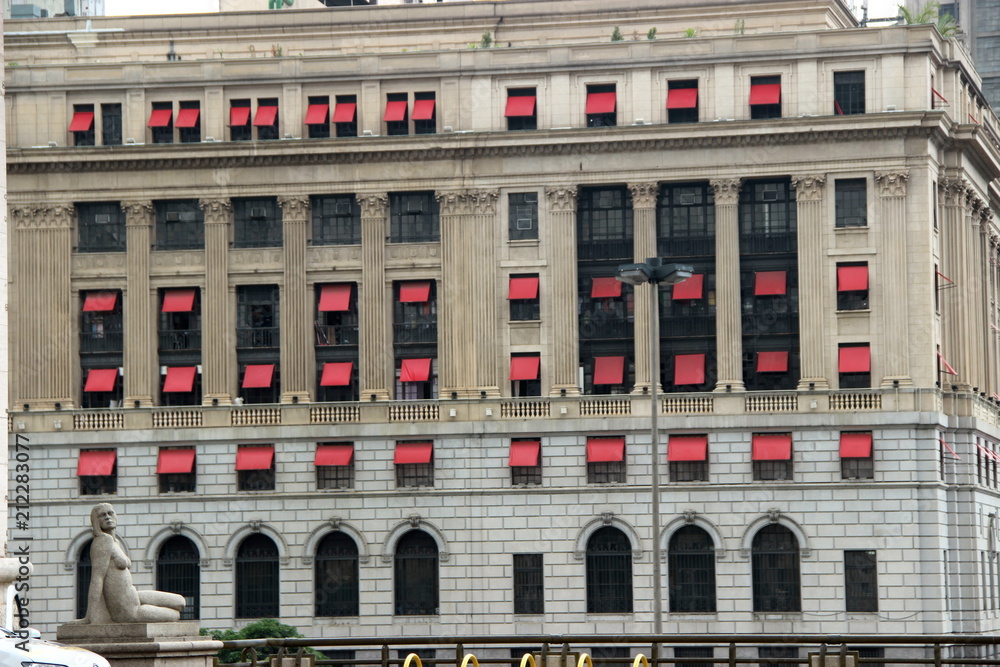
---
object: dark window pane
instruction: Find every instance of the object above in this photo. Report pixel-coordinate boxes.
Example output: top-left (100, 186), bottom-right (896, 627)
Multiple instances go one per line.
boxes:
top-left (835, 179), bottom-right (867, 228)
top-left (668, 525), bottom-right (716, 612)
top-left (73, 103), bottom-right (95, 146)
top-left (76, 540), bottom-right (92, 619)
top-left (101, 103), bottom-right (122, 146)
top-left (509, 193), bottom-right (539, 241)
top-left (394, 530), bottom-right (438, 615)
top-left (155, 200), bottom-right (204, 250)
top-left (390, 192), bottom-right (439, 243)
top-left (845, 550), bottom-right (878, 612)
top-left (156, 535), bottom-right (200, 619)
top-left (77, 202), bottom-right (125, 253)
top-left (311, 195), bottom-right (361, 245)
top-left (233, 197), bottom-right (282, 248)
top-left (834, 71), bottom-right (865, 115)
top-left (179, 101), bottom-right (201, 143)
top-left (751, 525), bottom-right (800, 612)
top-left (585, 527), bottom-right (632, 613)
top-left (667, 80), bottom-right (699, 124)
top-left (315, 532), bottom-right (359, 616)
top-left (750, 75), bottom-right (781, 120)
top-left (235, 534), bottom-right (279, 617)
top-left (513, 553), bottom-right (544, 614)
top-left (151, 101), bottom-right (174, 144)
top-left (577, 186), bottom-right (633, 260)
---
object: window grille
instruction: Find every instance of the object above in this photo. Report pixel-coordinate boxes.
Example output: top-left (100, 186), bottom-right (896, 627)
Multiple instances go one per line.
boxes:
top-left (513, 553), bottom-right (544, 614)
top-left (101, 103), bottom-right (122, 146)
top-left (238, 467), bottom-right (275, 492)
top-left (588, 461), bottom-right (625, 484)
top-left (675, 647), bottom-right (713, 667)
top-left (833, 71), bottom-right (866, 115)
top-left (317, 463), bottom-right (354, 490)
top-left (509, 193), bottom-right (539, 241)
top-left (739, 179), bottom-right (797, 252)
top-left (670, 460), bottom-right (708, 482)
top-left (156, 535), bottom-right (200, 619)
top-left (753, 459), bottom-right (792, 481)
top-left (235, 534), bottom-right (279, 618)
top-left (155, 200), bottom-right (204, 250)
top-left (841, 456), bottom-right (874, 480)
top-left (315, 532), bottom-right (360, 616)
top-left (394, 530), bottom-right (438, 615)
top-left (233, 197), bottom-right (282, 248)
top-left (312, 195), bottom-right (361, 245)
top-left (237, 285), bottom-right (280, 348)
top-left (668, 525), bottom-right (716, 612)
top-left (159, 470), bottom-right (196, 493)
top-left (159, 290), bottom-right (201, 353)
top-left (396, 462), bottom-right (434, 488)
top-left (585, 527), bottom-right (633, 613)
top-left (751, 525), bottom-right (801, 612)
top-left (77, 202), bottom-right (125, 253)
top-left (835, 179), bottom-right (868, 228)
top-left (389, 192), bottom-right (439, 243)
top-left (845, 550), bottom-right (878, 612)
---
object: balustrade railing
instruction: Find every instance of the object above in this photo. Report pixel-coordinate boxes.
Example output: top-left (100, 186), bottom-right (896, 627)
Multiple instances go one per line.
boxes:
top-left (310, 404), bottom-right (361, 423)
top-left (389, 402), bottom-right (439, 422)
top-left (745, 393), bottom-right (798, 412)
top-left (580, 397), bottom-right (631, 416)
top-left (500, 399), bottom-right (550, 418)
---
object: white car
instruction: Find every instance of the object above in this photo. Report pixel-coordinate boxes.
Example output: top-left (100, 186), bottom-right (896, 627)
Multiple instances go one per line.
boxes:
top-left (0, 626), bottom-right (110, 667)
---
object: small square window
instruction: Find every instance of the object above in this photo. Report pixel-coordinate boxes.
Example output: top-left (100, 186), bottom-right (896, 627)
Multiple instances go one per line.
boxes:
top-left (834, 70), bottom-right (866, 116)
top-left (750, 75), bottom-right (781, 120)
top-left (396, 461), bottom-right (434, 488)
top-left (317, 464), bottom-right (354, 489)
top-left (587, 461), bottom-right (625, 484)
top-left (753, 460), bottom-right (792, 481)
top-left (670, 460), bottom-right (708, 482)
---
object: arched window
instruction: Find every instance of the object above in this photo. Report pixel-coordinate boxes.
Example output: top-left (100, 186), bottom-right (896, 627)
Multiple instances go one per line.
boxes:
top-left (668, 525), bottom-right (716, 613)
top-left (315, 532), bottom-right (359, 617)
top-left (235, 534), bottom-right (279, 618)
top-left (394, 530), bottom-right (438, 615)
top-left (156, 535), bottom-right (201, 620)
top-left (585, 526), bottom-right (633, 613)
top-left (751, 524), bottom-right (800, 612)
top-left (76, 539), bottom-right (92, 620)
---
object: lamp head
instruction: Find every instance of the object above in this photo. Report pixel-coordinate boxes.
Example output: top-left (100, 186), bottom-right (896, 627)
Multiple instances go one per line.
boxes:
top-left (617, 258), bottom-right (694, 286)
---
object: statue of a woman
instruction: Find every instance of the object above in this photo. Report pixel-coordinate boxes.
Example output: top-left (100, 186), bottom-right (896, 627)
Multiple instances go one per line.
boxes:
top-left (70, 504), bottom-right (186, 624)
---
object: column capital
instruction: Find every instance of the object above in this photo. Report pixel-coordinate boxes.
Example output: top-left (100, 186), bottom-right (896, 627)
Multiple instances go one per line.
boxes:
top-left (357, 193), bottom-right (388, 219)
top-left (709, 178), bottom-right (741, 205)
top-left (436, 190), bottom-right (499, 215)
top-left (122, 200), bottom-right (154, 225)
top-left (277, 195), bottom-right (311, 221)
top-left (628, 182), bottom-right (659, 209)
top-left (200, 198), bottom-right (233, 225)
top-left (545, 186), bottom-right (578, 212)
top-left (10, 203), bottom-right (74, 230)
top-left (965, 188), bottom-right (986, 216)
top-left (791, 174), bottom-right (826, 201)
top-left (875, 171), bottom-right (909, 198)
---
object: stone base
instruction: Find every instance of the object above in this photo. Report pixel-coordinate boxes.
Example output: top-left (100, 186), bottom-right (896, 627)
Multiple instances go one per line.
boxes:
top-left (56, 622), bottom-right (219, 667)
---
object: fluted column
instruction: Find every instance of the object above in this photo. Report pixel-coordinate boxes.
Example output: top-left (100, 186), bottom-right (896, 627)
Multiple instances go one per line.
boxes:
top-left (200, 198), bottom-right (233, 405)
top-left (710, 179), bottom-right (744, 391)
top-left (939, 177), bottom-right (968, 390)
top-left (545, 186), bottom-right (580, 396)
top-left (123, 200), bottom-right (155, 407)
top-left (965, 190), bottom-right (988, 392)
top-left (792, 175), bottom-right (829, 390)
top-left (358, 194), bottom-right (390, 401)
top-left (10, 204), bottom-right (75, 409)
top-left (629, 182), bottom-right (659, 393)
top-left (873, 171), bottom-right (912, 387)
top-left (278, 196), bottom-right (311, 403)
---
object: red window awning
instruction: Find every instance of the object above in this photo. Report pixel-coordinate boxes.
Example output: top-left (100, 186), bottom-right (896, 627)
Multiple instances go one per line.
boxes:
top-left (674, 353), bottom-right (705, 386)
top-left (236, 445), bottom-right (274, 471)
top-left (83, 291), bottom-right (118, 312)
top-left (938, 351), bottom-right (958, 375)
top-left (508, 276), bottom-right (539, 300)
top-left (69, 111), bottom-right (95, 132)
top-left (399, 281), bottom-right (432, 303)
top-left (230, 106), bottom-right (251, 127)
top-left (585, 91), bottom-right (617, 114)
top-left (839, 345), bottom-right (871, 373)
top-left (253, 105), bottom-right (279, 126)
top-left (320, 362), bottom-right (354, 387)
top-left (752, 434), bottom-right (792, 461)
top-left (754, 271), bottom-right (787, 296)
top-left (412, 99), bottom-right (435, 120)
top-left (757, 351), bottom-right (789, 373)
top-left (319, 284), bottom-right (352, 312)
top-left (384, 100), bottom-right (408, 122)
top-left (333, 102), bottom-right (357, 123)
top-left (84, 368), bottom-right (119, 393)
top-left (668, 435), bottom-right (708, 462)
top-left (304, 103), bottom-right (329, 125)
top-left (148, 109), bottom-right (173, 128)
top-left (667, 88), bottom-right (698, 109)
top-left (510, 355), bottom-right (541, 381)
top-left (840, 432), bottom-right (873, 458)
top-left (400, 358), bottom-right (432, 382)
top-left (509, 440), bottom-right (541, 467)
top-left (315, 443), bottom-right (354, 466)
top-left (162, 288), bottom-right (196, 313)
top-left (175, 108), bottom-right (200, 128)
top-left (505, 95), bottom-right (537, 117)
top-left (157, 448), bottom-right (195, 474)
top-left (838, 265), bottom-right (869, 292)
top-left (394, 442), bottom-right (433, 464)
top-left (78, 450), bottom-right (116, 477)
top-left (163, 366), bottom-right (197, 393)
top-left (593, 356), bottom-right (625, 385)
top-left (750, 83), bottom-right (781, 105)
top-left (587, 437), bottom-right (625, 462)
top-left (672, 274), bottom-right (704, 300)
top-left (591, 277), bottom-right (623, 298)
top-left (242, 364), bottom-right (275, 389)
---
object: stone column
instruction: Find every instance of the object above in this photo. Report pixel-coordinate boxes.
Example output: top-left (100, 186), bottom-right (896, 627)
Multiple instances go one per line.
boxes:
top-left (545, 186), bottom-right (580, 396)
top-left (939, 177), bottom-right (967, 390)
top-left (792, 175), bottom-right (829, 390)
top-left (200, 199), bottom-right (233, 405)
top-left (874, 171), bottom-right (912, 387)
top-left (9, 204), bottom-right (75, 409)
top-left (629, 182), bottom-right (659, 393)
top-left (123, 201), bottom-right (155, 407)
top-left (278, 196), bottom-right (311, 403)
top-left (964, 191), bottom-right (988, 393)
top-left (358, 194), bottom-right (391, 401)
top-left (710, 179), bottom-right (744, 391)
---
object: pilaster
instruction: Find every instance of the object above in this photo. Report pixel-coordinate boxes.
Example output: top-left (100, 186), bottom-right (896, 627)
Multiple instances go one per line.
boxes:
top-left (629, 182), bottom-right (659, 393)
top-left (939, 176), bottom-right (968, 391)
top-left (123, 200), bottom-right (155, 408)
top-left (279, 196), bottom-right (311, 404)
top-left (792, 174), bottom-right (829, 390)
top-left (358, 194), bottom-right (391, 401)
top-left (875, 171), bottom-right (912, 387)
top-left (710, 179), bottom-right (744, 391)
top-left (965, 188), bottom-right (988, 393)
top-left (545, 186), bottom-right (580, 396)
top-left (200, 198), bottom-right (233, 405)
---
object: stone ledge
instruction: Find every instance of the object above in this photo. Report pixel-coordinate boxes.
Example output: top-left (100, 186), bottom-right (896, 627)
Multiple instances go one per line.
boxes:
top-left (56, 621), bottom-right (202, 642)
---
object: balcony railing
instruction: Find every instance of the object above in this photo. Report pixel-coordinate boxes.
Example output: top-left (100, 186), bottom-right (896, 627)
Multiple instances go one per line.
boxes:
top-left (661, 314), bottom-right (714, 337)
top-left (159, 329), bottom-right (201, 351)
top-left (739, 233), bottom-right (796, 255)
top-left (577, 238), bottom-right (633, 261)
top-left (236, 327), bottom-right (280, 348)
top-left (315, 324), bottom-right (359, 346)
top-left (393, 321), bottom-right (437, 344)
top-left (658, 235), bottom-right (715, 258)
top-left (79, 331), bottom-right (123, 353)
top-left (579, 316), bottom-right (633, 340)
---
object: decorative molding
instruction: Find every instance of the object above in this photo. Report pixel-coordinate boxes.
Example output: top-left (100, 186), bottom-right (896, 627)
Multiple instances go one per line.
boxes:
top-left (200, 198), bottom-right (232, 225)
top-left (169, 521), bottom-right (183, 534)
top-left (627, 182), bottom-right (659, 209)
top-left (683, 509), bottom-right (697, 524)
top-left (72, 253), bottom-right (127, 272)
top-left (357, 193), bottom-right (388, 219)
top-left (437, 189), bottom-right (499, 216)
top-left (380, 517), bottom-right (449, 564)
top-left (791, 174), bottom-right (826, 202)
top-left (875, 170), bottom-right (909, 198)
top-left (544, 186), bottom-right (578, 213)
top-left (122, 200), bottom-right (154, 225)
top-left (230, 249), bottom-right (283, 266)
top-left (277, 195), bottom-right (310, 221)
top-left (11, 203), bottom-right (74, 230)
top-left (709, 178), bottom-right (741, 205)
top-left (386, 245), bottom-right (440, 260)
top-left (573, 515), bottom-right (643, 561)
top-left (150, 251), bottom-right (205, 268)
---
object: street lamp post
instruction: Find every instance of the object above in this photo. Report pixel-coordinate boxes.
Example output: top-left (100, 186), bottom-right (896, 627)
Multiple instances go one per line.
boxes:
top-left (616, 258), bottom-right (693, 636)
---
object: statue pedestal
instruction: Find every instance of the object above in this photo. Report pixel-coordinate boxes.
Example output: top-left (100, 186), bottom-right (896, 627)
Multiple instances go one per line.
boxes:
top-left (56, 622), bottom-right (221, 667)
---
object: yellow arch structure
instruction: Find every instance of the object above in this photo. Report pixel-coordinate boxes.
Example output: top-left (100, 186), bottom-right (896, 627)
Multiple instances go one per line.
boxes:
top-left (403, 654), bottom-right (424, 667)
top-left (632, 655), bottom-right (650, 667)
top-left (519, 654), bottom-right (537, 667)
top-left (576, 654), bottom-right (594, 667)
top-left (461, 655), bottom-right (480, 667)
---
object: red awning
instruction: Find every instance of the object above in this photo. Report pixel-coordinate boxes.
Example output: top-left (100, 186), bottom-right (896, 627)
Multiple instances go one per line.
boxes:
top-left (505, 95), bottom-right (537, 117)
top-left (157, 448), bottom-right (195, 474)
top-left (508, 276), bottom-right (539, 300)
top-left (674, 353), bottom-right (705, 386)
top-left (509, 440), bottom-right (541, 467)
top-left (78, 450), bottom-right (116, 476)
top-left (593, 356), bottom-right (625, 385)
top-left (315, 443), bottom-right (354, 466)
top-left (667, 88), bottom-right (698, 109)
top-left (510, 355), bottom-right (541, 381)
top-left (585, 91), bottom-right (617, 114)
top-left (83, 291), bottom-right (118, 312)
top-left (175, 108), bottom-right (200, 128)
top-left (591, 277), bottom-right (623, 298)
top-left (750, 83), bottom-right (781, 105)
top-left (754, 271), bottom-right (787, 296)
top-left (320, 362), bottom-right (354, 387)
top-left (412, 99), bottom-right (435, 120)
top-left (384, 100), bottom-right (408, 122)
top-left (319, 284), bottom-right (352, 312)
top-left (672, 274), bottom-right (704, 300)
top-left (840, 432), bottom-right (872, 458)
top-left (163, 366), bottom-right (197, 393)
top-left (587, 437), bottom-right (625, 462)
top-left (148, 109), bottom-right (173, 128)
top-left (938, 351), bottom-right (958, 375)
top-left (399, 281), bottom-right (431, 303)
top-left (333, 102), bottom-right (357, 123)
top-left (69, 111), bottom-right (95, 132)
top-left (838, 265), bottom-right (869, 292)
top-left (253, 105), bottom-right (279, 126)
top-left (84, 368), bottom-right (119, 393)
top-left (757, 351), bottom-right (789, 373)
top-left (668, 435), bottom-right (708, 462)
top-left (230, 106), bottom-right (251, 126)
top-left (304, 103), bottom-right (329, 125)
top-left (242, 364), bottom-right (275, 389)
top-left (162, 288), bottom-right (196, 313)
top-left (400, 358), bottom-right (432, 382)
top-left (839, 345), bottom-right (871, 373)
top-left (752, 434), bottom-right (792, 461)
top-left (394, 442), bottom-right (433, 464)
top-left (235, 446), bottom-right (274, 471)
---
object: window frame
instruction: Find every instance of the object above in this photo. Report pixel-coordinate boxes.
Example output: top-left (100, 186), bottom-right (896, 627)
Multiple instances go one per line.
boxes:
top-left (233, 197), bottom-right (283, 249)
top-left (311, 194), bottom-right (361, 246)
top-left (844, 549), bottom-right (878, 612)
top-left (156, 534), bottom-right (201, 620)
top-left (667, 79), bottom-right (699, 124)
top-left (749, 75), bottom-right (782, 120)
top-left (751, 524), bottom-right (801, 613)
top-left (76, 202), bottom-right (126, 253)
top-left (393, 530), bottom-right (439, 616)
top-left (234, 533), bottom-right (280, 618)
top-left (513, 553), bottom-right (544, 614)
top-left (101, 103), bottom-right (123, 146)
top-left (389, 192), bottom-right (440, 243)
top-left (585, 526), bottom-right (633, 614)
top-left (508, 192), bottom-right (540, 242)
top-left (667, 525), bottom-right (716, 613)
top-left (154, 200), bottom-right (205, 251)
top-left (833, 70), bottom-right (866, 116)
top-left (835, 178), bottom-right (868, 229)
top-left (314, 532), bottom-right (360, 617)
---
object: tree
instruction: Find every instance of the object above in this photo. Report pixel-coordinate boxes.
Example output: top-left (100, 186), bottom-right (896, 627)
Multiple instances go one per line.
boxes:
top-left (201, 619), bottom-right (308, 664)
top-left (897, 2), bottom-right (958, 36)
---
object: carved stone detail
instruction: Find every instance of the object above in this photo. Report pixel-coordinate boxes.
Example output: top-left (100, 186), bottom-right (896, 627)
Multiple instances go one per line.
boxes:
top-left (249, 520), bottom-right (262, 533)
top-left (408, 513), bottom-right (421, 528)
top-left (544, 186), bottom-right (578, 212)
top-left (277, 195), bottom-right (310, 220)
top-left (122, 200), bottom-right (154, 225)
top-left (200, 198), bottom-right (232, 225)
top-left (628, 182), bottom-right (659, 209)
top-left (709, 179), bottom-right (741, 205)
top-left (601, 511), bottom-right (614, 526)
top-left (10, 203), bottom-right (74, 230)
top-left (231, 249), bottom-right (282, 266)
top-left (437, 189), bottom-right (499, 215)
top-left (169, 521), bottom-right (183, 535)
top-left (683, 509), bottom-right (697, 524)
top-left (791, 174), bottom-right (826, 202)
top-left (875, 171), bottom-right (909, 197)
top-left (357, 193), bottom-right (388, 219)
top-left (938, 177), bottom-right (967, 207)
top-left (329, 516), bottom-right (341, 530)
top-left (767, 508), bottom-right (781, 523)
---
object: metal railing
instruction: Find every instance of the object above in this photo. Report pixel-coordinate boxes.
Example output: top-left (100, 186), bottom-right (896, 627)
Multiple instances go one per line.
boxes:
top-left (159, 329), bottom-right (202, 351)
top-left (79, 330), bottom-right (123, 353)
top-left (237, 327), bottom-right (280, 348)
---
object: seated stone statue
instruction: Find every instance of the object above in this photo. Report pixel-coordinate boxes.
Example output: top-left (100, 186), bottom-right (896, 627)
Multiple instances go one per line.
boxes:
top-left (70, 503), bottom-right (186, 624)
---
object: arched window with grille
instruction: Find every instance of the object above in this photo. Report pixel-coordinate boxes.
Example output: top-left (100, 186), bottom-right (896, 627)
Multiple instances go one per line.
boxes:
top-left (235, 533), bottom-right (280, 618)
top-left (394, 530), bottom-right (438, 615)
top-left (156, 535), bottom-right (201, 620)
top-left (585, 526), bottom-right (633, 613)
top-left (668, 525), bottom-right (716, 613)
top-left (76, 539), bottom-right (92, 620)
top-left (751, 524), bottom-right (800, 612)
top-left (315, 532), bottom-right (359, 617)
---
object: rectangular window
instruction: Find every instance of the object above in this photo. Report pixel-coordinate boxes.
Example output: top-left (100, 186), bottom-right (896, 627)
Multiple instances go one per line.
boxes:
top-left (161, 366), bottom-right (201, 407)
top-left (841, 432), bottom-right (874, 480)
top-left (586, 437), bottom-right (626, 484)
top-left (149, 101), bottom-right (174, 144)
top-left (578, 186), bottom-right (633, 260)
top-left (668, 435), bottom-right (708, 482)
top-left (591, 647), bottom-right (629, 667)
top-left (311, 194), bottom-right (361, 245)
top-left (509, 274), bottom-right (540, 321)
top-left (839, 343), bottom-right (871, 389)
top-left (845, 550), bottom-right (878, 612)
top-left (306, 95), bottom-right (331, 139)
top-left (513, 553), bottom-right (544, 614)
top-left (413, 91), bottom-right (436, 135)
top-left (506, 87), bottom-right (537, 131)
top-left (667, 80), bottom-right (699, 124)
top-left (78, 449), bottom-right (117, 495)
top-left (240, 363), bottom-right (280, 404)
top-left (233, 197), bottom-right (282, 248)
top-left (334, 95), bottom-right (358, 138)
top-left (396, 358), bottom-right (437, 400)
top-left (510, 354), bottom-right (541, 397)
top-left (177, 101), bottom-right (201, 143)
top-left (738, 179), bottom-right (796, 252)
top-left (394, 441), bottom-right (434, 487)
top-left (509, 192), bottom-right (539, 241)
top-left (389, 192), bottom-right (439, 243)
top-left (229, 99), bottom-right (252, 141)
top-left (510, 439), bottom-right (542, 485)
top-left (585, 83), bottom-right (617, 127)
top-left (236, 445), bottom-right (276, 491)
top-left (837, 263), bottom-right (869, 311)
top-left (834, 70), bottom-right (865, 115)
top-left (81, 368), bottom-right (123, 408)
top-left (316, 443), bottom-right (354, 490)
top-left (101, 103), bottom-right (122, 146)
top-left (237, 285), bottom-right (280, 349)
top-left (157, 447), bottom-right (196, 493)
top-left (318, 361), bottom-right (357, 402)
top-left (155, 200), bottom-right (204, 250)
top-left (385, 92), bottom-right (409, 136)
top-left (835, 179), bottom-right (867, 228)
top-left (80, 290), bottom-right (124, 356)
top-left (752, 434), bottom-right (793, 481)
top-left (77, 202), bottom-right (125, 253)
top-left (657, 182), bottom-right (715, 257)
top-left (159, 287), bottom-right (201, 353)
top-left (254, 98), bottom-right (279, 141)
top-left (749, 75), bottom-right (782, 119)
top-left (394, 281), bottom-right (437, 345)
top-left (71, 104), bottom-right (96, 146)
top-left (316, 282), bottom-right (359, 348)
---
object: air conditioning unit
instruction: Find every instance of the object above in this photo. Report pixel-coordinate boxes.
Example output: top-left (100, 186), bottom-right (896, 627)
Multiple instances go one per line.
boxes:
top-left (165, 212), bottom-right (181, 222)
top-left (516, 219), bottom-right (534, 231)
top-left (180, 212), bottom-right (197, 222)
top-left (523, 193), bottom-right (538, 203)
top-left (250, 207), bottom-right (268, 219)
top-left (762, 190), bottom-right (779, 202)
top-left (679, 194), bottom-right (696, 205)
top-left (406, 200), bottom-right (423, 213)
top-left (335, 202), bottom-right (352, 215)
top-left (94, 214), bottom-right (111, 224)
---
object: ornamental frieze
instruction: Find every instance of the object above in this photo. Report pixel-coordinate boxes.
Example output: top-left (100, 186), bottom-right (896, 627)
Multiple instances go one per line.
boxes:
top-left (307, 246), bottom-right (363, 266)
top-left (791, 175), bottom-right (826, 202)
top-left (386, 245), bottom-right (441, 260)
top-left (875, 171), bottom-right (909, 198)
top-left (10, 203), bottom-right (74, 230)
top-left (545, 186), bottom-right (578, 212)
top-left (357, 194), bottom-right (388, 219)
top-left (230, 249), bottom-right (283, 266)
top-left (72, 253), bottom-right (127, 273)
top-left (709, 178), bottom-right (741, 205)
top-left (199, 198), bottom-right (232, 225)
top-left (627, 182), bottom-right (659, 209)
